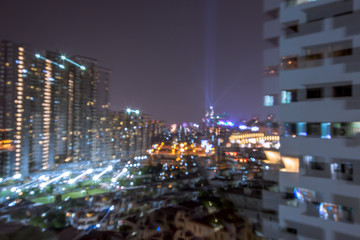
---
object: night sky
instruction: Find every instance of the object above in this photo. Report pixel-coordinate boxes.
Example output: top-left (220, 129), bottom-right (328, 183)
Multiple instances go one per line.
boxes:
top-left (1, 0), bottom-right (263, 124)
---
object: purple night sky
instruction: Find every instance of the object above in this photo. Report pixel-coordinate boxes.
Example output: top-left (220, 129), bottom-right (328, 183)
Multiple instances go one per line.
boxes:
top-left (1, 0), bottom-right (263, 123)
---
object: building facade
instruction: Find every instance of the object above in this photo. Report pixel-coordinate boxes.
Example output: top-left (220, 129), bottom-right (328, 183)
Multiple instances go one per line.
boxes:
top-left (96, 67), bottom-right (112, 162)
top-left (263, 1), bottom-right (360, 239)
top-left (0, 40), bottom-right (110, 177)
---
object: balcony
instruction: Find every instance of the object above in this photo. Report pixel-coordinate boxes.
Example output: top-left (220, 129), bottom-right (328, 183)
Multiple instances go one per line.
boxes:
top-left (303, 201), bottom-right (354, 224)
top-left (280, 137), bottom-right (360, 159)
top-left (279, 59), bottom-right (353, 89)
top-left (264, 0), bottom-right (280, 12)
top-left (280, 19), bottom-right (348, 56)
top-left (279, 204), bottom-right (302, 221)
top-left (279, 171), bottom-right (299, 188)
top-left (264, 19), bottom-right (283, 40)
top-left (280, 0), bottom-right (343, 23)
top-left (279, 99), bottom-right (360, 123)
top-left (300, 176), bottom-right (360, 199)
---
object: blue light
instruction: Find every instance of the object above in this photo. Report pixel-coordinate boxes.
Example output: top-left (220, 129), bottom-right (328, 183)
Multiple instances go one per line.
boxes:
top-left (59, 64), bottom-right (65, 69)
top-left (157, 226), bottom-right (160, 232)
top-left (61, 56), bottom-right (85, 70)
top-left (22, 69), bottom-right (28, 73)
top-left (218, 120), bottom-right (226, 125)
top-left (239, 125), bottom-right (247, 130)
top-left (217, 120), bottom-right (234, 127)
top-left (35, 54), bottom-right (41, 58)
top-left (321, 135), bottom-right (331, 139)
top-left (251, 126), bottom-right (259, 132)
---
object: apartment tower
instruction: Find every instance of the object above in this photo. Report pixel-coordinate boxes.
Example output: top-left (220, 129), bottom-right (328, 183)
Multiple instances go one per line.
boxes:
top-left (263, 0), bottom-right (360, 239)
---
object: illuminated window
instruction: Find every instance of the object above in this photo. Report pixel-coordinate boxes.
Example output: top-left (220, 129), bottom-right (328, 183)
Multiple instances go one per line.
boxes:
top-left (306, 53), bottom-right (323, 61)
top-left (296, 122), bottom-right (307, 136)
top-left (264, 95), bottom-right (274, 106)
top-left (281, 90), bottom-right (297, 103)
top-left (283, 123), bottom-right (296, 137)
top-left (321, 123), bottom-right (331, 139)
top-left (281, 56), bottom-right (298, 70)
top-left (264, 66), bottom-right (279, 78)
top-left (332, 48), bottom-right (352, 58)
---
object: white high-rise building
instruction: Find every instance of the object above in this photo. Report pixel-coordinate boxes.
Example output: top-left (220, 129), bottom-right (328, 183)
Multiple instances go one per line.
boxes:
top-left (263, 1), bottom-right (360, 239)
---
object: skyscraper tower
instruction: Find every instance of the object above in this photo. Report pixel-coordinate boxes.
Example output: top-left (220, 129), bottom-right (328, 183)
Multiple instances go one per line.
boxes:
top-left (96, 67), bottom-right (112, 161)
top-left (0, 40), bottom-right (112, 177)
top-left (66, 56), bottom-right (98, 163)
top-left (0, 41), bottom-right (68, 176)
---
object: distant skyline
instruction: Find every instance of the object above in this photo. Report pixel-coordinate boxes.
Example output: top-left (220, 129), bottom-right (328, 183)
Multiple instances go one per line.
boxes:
top-left (1, 0), bottom-right (263, 123)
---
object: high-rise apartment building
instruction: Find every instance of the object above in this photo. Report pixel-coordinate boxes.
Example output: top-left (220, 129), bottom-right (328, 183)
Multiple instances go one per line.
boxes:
top-left (264, 1), bottom-right (360, 239)
top-left (0, 40), bottom-right (111, 177)
top-left (96, 67), bottom-right (112, 162)
top-left (109, 109), bottom-right (163, 161)
top-left (0, 41), bottom-right (52, 176)
top-left (66, 56), bottom-right (98, 163)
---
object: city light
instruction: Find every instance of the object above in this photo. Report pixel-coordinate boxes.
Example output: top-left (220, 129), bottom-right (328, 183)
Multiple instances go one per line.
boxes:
top-left (217, 120), bottom-right (234, 126)
top-left (60, 55), bottom-right (86, 70)
top-left (239, 125), bottom-right (247, 130)
top-left (0, 1), bottom-right (357, 238)
top-left (126, 108), bottom-right (140, 115)
top-left (34, 53), bottom-right (66, 69)
top-left (68, 169), bottom-right (93, 185)
top-left (93, 166), bottom-right (113, 181)
top-left (40, 171), bottom-right (71, 188)
top-left (111, 168), bottom-right (127, 183)
top-left (13, 173), bottom-right (21, 179)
